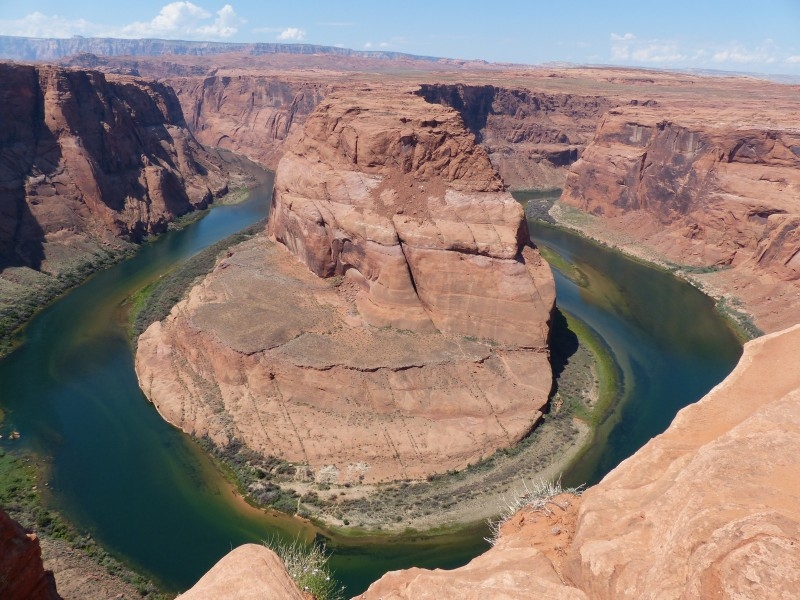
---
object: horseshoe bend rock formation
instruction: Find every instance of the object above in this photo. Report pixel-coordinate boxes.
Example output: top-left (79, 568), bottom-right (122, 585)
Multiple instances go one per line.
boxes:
top-left (136, 86), bottom-right (556, 484)
top-left (560, 103), bottom-right (800, 332)
top-left (0, 62), bottom-right (228, 272)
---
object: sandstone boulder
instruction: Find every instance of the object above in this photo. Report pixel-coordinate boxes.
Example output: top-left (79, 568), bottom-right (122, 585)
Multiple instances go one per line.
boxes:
top-left (177, 544), bottom-right (305, 600)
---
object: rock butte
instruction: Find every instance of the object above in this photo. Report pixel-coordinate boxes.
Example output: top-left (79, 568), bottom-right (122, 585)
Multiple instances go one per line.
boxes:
top-left (135, 86), bottom-right (556, 485)
top-left (180, 323), bottom-right (800, 599)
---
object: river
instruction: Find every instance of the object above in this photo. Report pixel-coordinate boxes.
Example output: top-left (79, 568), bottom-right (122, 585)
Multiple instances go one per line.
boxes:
top-left (0, 183), bottom-right (742, 595)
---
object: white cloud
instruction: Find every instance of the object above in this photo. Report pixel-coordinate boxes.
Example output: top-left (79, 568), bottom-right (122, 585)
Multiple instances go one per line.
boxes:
top-left (787, 55), bottom-right (800, 64)
top-left (0, 12), bottom-right (104, 38)
top-left (364, 41), bottom-right (372, 48)
top-left (712, 42), bottom-right (778, 65)
top-left (607, 33), bottom-right (790, 70)
top-left (276, 27), bottom-right (305, 41)
top-left (122, 2), bottom-right (243, 39)
top-left (0, 3), bottom-right (243, 40)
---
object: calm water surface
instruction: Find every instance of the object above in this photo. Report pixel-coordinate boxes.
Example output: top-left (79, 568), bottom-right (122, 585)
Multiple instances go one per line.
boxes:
top-left (0, 185), bottom-right (741, 594)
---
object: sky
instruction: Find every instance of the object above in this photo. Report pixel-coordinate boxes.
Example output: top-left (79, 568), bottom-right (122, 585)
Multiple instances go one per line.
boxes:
top-left (1, 0), bottom-right (799, 76)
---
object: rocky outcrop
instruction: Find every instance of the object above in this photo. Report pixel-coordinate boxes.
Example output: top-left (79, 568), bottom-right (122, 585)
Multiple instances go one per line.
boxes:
top-left (560, 105), bottom-right (800, 332)
top-left (0, 508), bottom-right (61, 600)
top-left (136, 86), bottom-right (555, 485)
top-left (269, 87), bottom-right (554, 346)
top-left (417, 84), bottom-right (615, 190)
top-left (177, 544), bottom-right (305, 600)
top-left (168, 75), bottom-right (328, 168)
top-left (0, 62), bottom-right (228, 271)
top-left (358, 323), bottom-right (800, 599)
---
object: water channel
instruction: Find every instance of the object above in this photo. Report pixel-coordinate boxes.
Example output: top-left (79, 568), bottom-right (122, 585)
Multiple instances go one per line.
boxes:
top-left (0, 183), bottom-right (742, 595)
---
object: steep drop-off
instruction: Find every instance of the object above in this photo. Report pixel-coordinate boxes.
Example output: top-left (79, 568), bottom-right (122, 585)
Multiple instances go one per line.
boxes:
top-left (560, 104), bottom-right (800, 333)
top-left (136, 86), bottom-right (555, 487)
top-left (417, 83), bottom-right (615, 190)
top-left (168, 75), bottom-right (329, 169)
top-left (177, 325), bottom-right (800, 598)
top-left (360, 323), bottom-right (800, 598)
top-left (0, 62), bottom-right (229, 271)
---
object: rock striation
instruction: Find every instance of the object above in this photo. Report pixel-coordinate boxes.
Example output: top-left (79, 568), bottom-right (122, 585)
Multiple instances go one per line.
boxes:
top-left (168, 75), bottom-right (329, 169)
top-left (0, 62), bottom-right (228, 271)
top-left (136, 86), bottom-right (556, 485)
top-left (0, 508), bottom-right (61, 600)
top-left (560, 104), bottom-right (800, 332)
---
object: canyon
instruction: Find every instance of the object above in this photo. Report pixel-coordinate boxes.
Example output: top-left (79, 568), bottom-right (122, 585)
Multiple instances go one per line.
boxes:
top-left (1, 37), bottom-right (800, 600)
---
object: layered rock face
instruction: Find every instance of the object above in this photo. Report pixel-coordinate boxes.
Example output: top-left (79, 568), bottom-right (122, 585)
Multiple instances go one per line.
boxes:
top-left (418, 84), bottom-right (615, 190)
top-left (561, 105), bottom-right (800, 332)
top-left (168, 75), bottom-right (329, 168)
top-left (0, 62), bottom-right (226, 270)
top-left (136, 86), bottom-right (555, 484)
top-left (0, 508), bottom-right (61, 600)
top-left (358, 323), bottom-right (800, 599)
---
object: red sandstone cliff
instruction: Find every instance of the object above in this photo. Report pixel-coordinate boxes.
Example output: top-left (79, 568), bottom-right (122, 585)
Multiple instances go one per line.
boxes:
top-left (560, 104), bottom-right (800, 332)
top-left (167, 75), bottom-right (329, 169)
top-left (0, 62), bottom-right (229, 271)
top-left (0, 508), bottom-right (60, 600)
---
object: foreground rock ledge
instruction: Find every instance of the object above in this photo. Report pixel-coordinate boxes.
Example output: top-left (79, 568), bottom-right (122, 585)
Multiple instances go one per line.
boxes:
top-left (136, 86), bottom-right (555, 485)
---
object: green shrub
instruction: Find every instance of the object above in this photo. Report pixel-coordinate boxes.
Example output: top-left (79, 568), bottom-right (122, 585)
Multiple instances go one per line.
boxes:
top-left (264, 538), bottom-right (344, 600)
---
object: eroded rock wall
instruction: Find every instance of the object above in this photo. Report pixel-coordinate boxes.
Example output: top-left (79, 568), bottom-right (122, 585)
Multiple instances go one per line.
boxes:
top-left (168, 75), bottom-right (329, 169)
top-left (0, 62), bottom-right (228, 270)
top-left (0, 508), bottom-right (61, 600)
top-left (417, 83), bottom-right (615, 190)
top-left (560, 105), bottom-right (800, 332)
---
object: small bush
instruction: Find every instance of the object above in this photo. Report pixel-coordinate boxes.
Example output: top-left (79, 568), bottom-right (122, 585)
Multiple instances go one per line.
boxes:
top-left (264, 538), bottom-right (344, 600)
top-left (485, 477), bottom-right (584, 545)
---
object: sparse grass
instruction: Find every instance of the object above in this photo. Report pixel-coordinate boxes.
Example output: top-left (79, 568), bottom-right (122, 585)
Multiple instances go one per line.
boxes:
top-left (264, 537), bottom-right (345, 600)
top-left (485, 478), bottom-right (584, 546)
top-left (129, 220), bottom-right (265, 339)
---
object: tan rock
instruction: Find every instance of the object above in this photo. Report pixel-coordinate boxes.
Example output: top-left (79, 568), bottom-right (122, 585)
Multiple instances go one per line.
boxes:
top-left (177, 544), bottom-right (305, 600)
top-left (136, 235), bottom-right (552, 484)
top-left (563, 323), bottom-right (800, 599)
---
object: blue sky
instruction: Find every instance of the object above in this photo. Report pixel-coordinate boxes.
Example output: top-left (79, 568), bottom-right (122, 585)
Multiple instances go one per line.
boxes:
top-left (1, 0), bottom-right (799, 75)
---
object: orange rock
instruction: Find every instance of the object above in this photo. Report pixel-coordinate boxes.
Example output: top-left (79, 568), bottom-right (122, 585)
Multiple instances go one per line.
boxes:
top-left (177, 544), bottom-right (305, 600)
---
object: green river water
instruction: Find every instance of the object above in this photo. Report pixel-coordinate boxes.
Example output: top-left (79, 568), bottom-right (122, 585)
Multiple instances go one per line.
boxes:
top-left (0, 183), bottom-right (742, 595)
